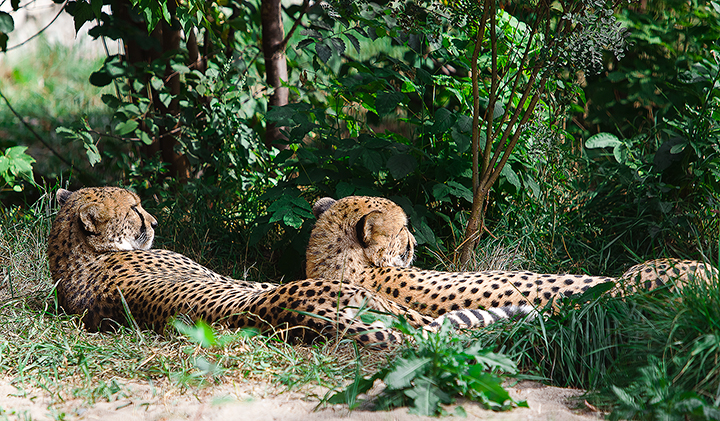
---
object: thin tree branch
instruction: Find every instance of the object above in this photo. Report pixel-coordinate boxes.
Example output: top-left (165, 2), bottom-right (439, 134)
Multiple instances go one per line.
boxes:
top-left (482, 0), bottom-right (498, 175)
top-left (5, 0), bottom-right (69, 51)
top-left (0, 86), bottom-right (73, 169)
top-left (470, 0), bottom-right (490, 193)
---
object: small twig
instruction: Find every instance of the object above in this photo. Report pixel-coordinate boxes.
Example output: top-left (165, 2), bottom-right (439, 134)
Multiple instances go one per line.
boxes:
top-left (163, 53), bottom-right (217, 84)
top-left (5, 0), bottom-right (70, 51)
top-left (278, 0), bottom-right (310, 51)
top-left (87, 124), bottom-right (187, 142)
top-left (0, 86), bottom-right (73, 168)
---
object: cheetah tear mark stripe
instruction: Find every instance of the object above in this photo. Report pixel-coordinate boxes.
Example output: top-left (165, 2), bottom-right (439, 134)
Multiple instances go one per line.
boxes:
top-left (426, 305), bottom-right (536, 331)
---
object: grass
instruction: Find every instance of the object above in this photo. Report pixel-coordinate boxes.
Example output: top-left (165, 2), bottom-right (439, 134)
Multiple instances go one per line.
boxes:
top-left (460, 264), bottom-right (720, 419)
top-left (0, 204), bottom-right (380, 415)
top-left (2, 197), bottom-right (720, 420)
top-left (4, 188), bottom-right (718, 419)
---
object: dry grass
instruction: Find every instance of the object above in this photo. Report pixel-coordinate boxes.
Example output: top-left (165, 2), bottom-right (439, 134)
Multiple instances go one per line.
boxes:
top-left (0, 200), bottom-right (390, 412)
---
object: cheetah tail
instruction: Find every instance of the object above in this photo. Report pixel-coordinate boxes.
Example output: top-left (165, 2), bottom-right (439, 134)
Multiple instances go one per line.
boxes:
top-left (425, 305), bottom-right (538, 332)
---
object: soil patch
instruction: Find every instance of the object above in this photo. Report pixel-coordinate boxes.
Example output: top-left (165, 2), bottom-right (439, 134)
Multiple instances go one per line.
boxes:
top-left (0, 378), bottom-right (602, 420)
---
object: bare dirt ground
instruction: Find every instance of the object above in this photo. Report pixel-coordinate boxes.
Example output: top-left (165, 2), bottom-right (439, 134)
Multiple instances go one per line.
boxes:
top-left (0, 377), bottom-right (602, 421)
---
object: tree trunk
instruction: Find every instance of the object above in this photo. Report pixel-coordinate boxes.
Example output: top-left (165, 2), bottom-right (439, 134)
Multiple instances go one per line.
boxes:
top-left (157, 0), bottom-right (190, 181)
top-left (113, 0), bottom-right (190, 182)
top-left (261, 0), bottom-right (289, 150)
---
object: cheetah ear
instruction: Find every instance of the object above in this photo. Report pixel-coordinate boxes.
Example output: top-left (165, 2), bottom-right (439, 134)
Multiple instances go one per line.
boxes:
top-left (355, 210), bottom-right (382, 249)
top-left (56, 189), bottom-right (73, 207)
top-left (79, 202), bottom-right (105, 234)
top-left (313, 197), bottom-right (337, 219)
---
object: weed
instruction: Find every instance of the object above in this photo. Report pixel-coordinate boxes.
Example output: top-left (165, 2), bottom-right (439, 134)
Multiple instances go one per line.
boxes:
top-left (326, 317), bottom-right (527, 416)
top-left (461, 260), bottom-right (720, 416)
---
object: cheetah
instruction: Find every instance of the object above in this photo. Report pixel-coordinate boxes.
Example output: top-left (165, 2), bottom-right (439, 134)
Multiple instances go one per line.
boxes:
top-left (306, 196), bottom-right (716, 317)
top-left (47, 187), bottom-right (525, 346)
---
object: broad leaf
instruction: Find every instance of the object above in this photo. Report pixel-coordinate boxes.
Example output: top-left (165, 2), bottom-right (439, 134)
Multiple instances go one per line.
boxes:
top-left (384, 357), bottom-right (431, 389)
top-left (387, 153), bottom-right (417, 179)
top-left (405, 377), bottom-right (449, 416)
top-left (0, 12), bottom-right (14, 33)
top-left (375, 91), bottom-right (405, 117)
top-left (315, 43), bottom-right (332, 63)
top-left (431, 108), bottom-right (456, 133)
top-left (585, 132), bottom-right (621, 149)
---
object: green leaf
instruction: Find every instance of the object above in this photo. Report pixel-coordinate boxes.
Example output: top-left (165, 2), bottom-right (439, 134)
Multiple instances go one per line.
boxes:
top-left (375, 91), bottom-right (405, 117)
top-left (447, 180), bottom-right (473, 203)
top-left (266, 105), bottom-right (298, 126)
top-left (405, 377), bottom-right (448, 416)
top-left (158, 92), bottom-right (173, 108)
top-left (585, 132), bottom-right (621, 149)
top-left (613, 143), bottom-right (628, 164)
top-left (174, 319), bottom-right (217, 348)
top-left (90, 0), bottom-right (103, 19)
top-left (466, 369), bottom-right (512, 406)
top-left (84, 142), bottom-right (101, 167)
top-left (89, 70), bottom-right (112, 87)
top-left (0, 12), bottom-right (14, 33)
top-left (138, 131), bottom-right (153, 145)
top-left (70, 0), bottom-right (94, 32)
top-left (432, 183), bottom-right (452, 202)
top-left (101, 94), bottom-right (121, 108)
top-left (455, 114), bottom-right (473, 133)
top-left (283, 212), bottom-right (303, 229)
top-left (329, 37), bottom-right (346, 55)
top-left (0, 156), bottom-right (9, 175)
top-left (316, 43), bottom-right (332, 63)
top-left (5, 146), bottom-right (35, 183)
top-left (360, 149), bottom-right (384, 173)
top-left (500, 165), bottom-right (521, 190)
top-left (150, 76), bottom-right (164, 91)
top-left (387, 153), bottom-right (417, 179)
top-left (300, 28), bottom-right (321, 38)
top-left (171, 63), bottom-right (190, 74)
top-left (451, 128), bottom-right (471, 153)
top-left (524, 174), bottom-right (541, 199)
top-left (345, 33), bottom-right (360, 52)
top-left (114, 120), bottom-right (139, 136)
top-left (431, 108), bottom-right (456, 133)
top-left (384, 357), bottom-right (431, 389)
top-left (471, 349), bottom-right (518, 373)
top-left (413, 220), bottom-right (436, 246)
top-left (670, 142), bottom-right (687, 154)
top-left (297, 38), bottom-right (314, 49)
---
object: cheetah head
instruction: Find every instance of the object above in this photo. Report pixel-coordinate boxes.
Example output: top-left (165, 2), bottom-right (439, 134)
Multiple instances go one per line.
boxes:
top-left (55, 187), bottom-right (158, 253)
top-left (306, 196), bottom-right (416, 280)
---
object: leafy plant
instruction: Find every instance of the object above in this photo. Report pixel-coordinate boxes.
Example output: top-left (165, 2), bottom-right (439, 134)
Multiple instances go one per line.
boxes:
top-left (609, 356), bottom-right (720, 421)
top-left (0, 146), bottom-right (36, 192)
top-left (173, 318), bottom-right (259, 380)
top-left (327, 318), bottom-right (527, 416)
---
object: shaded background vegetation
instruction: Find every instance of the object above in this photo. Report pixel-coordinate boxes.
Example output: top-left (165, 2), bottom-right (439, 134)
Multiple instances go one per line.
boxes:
top-left (1, 0), bottom-right (718, 278)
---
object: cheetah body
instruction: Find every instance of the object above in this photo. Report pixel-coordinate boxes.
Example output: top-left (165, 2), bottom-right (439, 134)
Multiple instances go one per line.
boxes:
top-left (48, 187), bottom-right (521, 346)
top-left (307, 196), bottom-right (715, 317)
